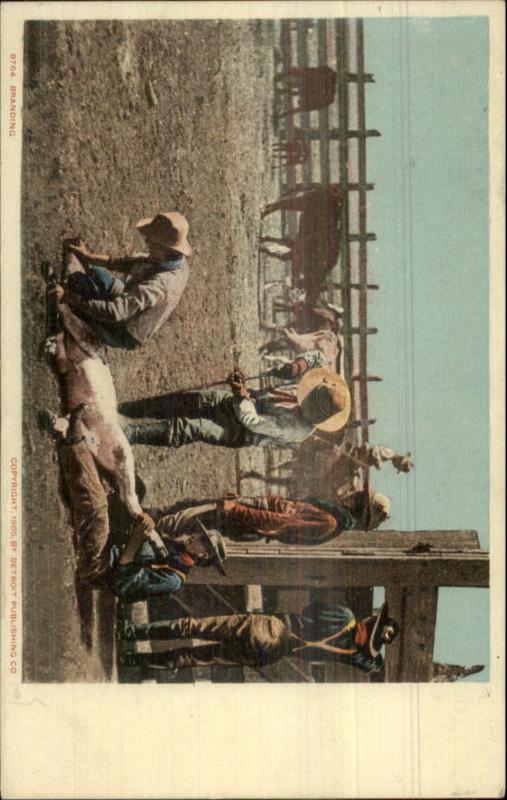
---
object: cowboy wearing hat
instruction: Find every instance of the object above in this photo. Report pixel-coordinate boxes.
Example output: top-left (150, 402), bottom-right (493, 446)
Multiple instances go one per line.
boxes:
top-left (118, 351), bottom-right (352, 450)
top-left (55, 405), bottom-right (227, 604)
top-left (118, 600), bottom-right (399, 675)
top-left (52, 212), bottom-right (191, 349)
top-left (327, 481), bottom-right (391, 532)
top-left (141, 482), bottom-right (390, 550)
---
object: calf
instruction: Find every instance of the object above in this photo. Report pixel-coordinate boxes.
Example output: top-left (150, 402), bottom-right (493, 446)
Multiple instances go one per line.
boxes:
top-left (260, 183), bottom-right (344, 308)
top-left (54, 305), bottom-right (143, 520)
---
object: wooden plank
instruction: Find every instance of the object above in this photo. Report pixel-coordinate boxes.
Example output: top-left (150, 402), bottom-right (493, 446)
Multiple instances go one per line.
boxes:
top-left (384, 585), bottom-right (439, 682)
top-left (345, 587), bottom-right (373, 619)
top-left (329, 530), bottom-right (481, 550)
top-left (189, 547), bottom-right (489, 589)
top-left (296, 20), bottom-right (312, 188)
top-left (336, 19), bottom-right (354, 391)
top-left (268, 587), bottom-right (311, 613)
top-left (317, 19), bottom-right (331, 185)
top-left (245, 585), bottom-right (263, 612)
top-left (355, 19), bottom-right (370, 443)
top-left (226, 530), bottom-right (481, 551)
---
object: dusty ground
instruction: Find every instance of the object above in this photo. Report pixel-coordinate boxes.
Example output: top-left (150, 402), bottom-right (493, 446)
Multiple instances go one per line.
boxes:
top-left (22, 19), bottom-right (276, 682)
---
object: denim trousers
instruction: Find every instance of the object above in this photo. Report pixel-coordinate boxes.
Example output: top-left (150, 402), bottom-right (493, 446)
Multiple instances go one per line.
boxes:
top-left (122, 389), bottom-right (251, 448)
top-left (67, 266), bottom-right (139, 350)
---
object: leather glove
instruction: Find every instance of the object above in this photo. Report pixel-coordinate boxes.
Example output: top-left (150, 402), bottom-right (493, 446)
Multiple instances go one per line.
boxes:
top-left (68, 242), bottom-right (94, 263)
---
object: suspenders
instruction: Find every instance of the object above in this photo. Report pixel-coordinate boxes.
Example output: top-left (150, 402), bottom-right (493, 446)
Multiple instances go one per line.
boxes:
top-left (289, 618), bottom-right (358, 655)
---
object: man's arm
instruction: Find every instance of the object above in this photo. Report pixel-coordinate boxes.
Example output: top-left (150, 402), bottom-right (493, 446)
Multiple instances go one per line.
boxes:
top-left (118, 514), bottom-right (156, 565)
top-left (272, 349), bottom-right (328, 380)
top-left (296, 349), bottom-right (328, 371)
top-left (71, 278), bottom-right (166, 323)
top-left (69, 242), bottom-right (146, 272)
top-left (232, 397), bottom-right (285, 439)
top-left (113, 565), bottom-right (183, 604)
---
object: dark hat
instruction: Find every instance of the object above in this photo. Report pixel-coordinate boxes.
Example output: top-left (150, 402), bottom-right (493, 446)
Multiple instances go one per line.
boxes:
top-left (195, 518), bottom-right (227, 575)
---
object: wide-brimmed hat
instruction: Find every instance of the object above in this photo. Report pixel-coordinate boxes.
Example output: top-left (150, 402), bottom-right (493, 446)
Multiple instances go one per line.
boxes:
top-left (136, 211), bottom-right (192, 257)
top-left (195, 518), bottom-right (227, 575)
top-left (297, 368), bottom-right (351, 432)
top-left (362, 480), bottom-right (391, 531)
top-left (362, 602), bottom-right (391, 658)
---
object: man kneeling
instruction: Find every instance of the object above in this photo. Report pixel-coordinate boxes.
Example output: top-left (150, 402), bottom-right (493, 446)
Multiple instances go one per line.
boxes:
top-left (63, 406), bottom-right (226, 603)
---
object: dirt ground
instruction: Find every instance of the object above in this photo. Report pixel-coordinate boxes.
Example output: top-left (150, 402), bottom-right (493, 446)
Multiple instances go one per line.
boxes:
top-left (22, 19), bottom-right (277, 682)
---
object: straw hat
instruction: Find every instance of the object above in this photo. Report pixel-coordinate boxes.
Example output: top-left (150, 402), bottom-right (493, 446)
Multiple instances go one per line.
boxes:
top-left (297, 368), bottom-right (351, 432)
top-left (136, 211), bottom-right (192, 257)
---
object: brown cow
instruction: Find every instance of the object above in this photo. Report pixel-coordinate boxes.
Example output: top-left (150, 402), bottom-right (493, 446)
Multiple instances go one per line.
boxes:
top-left (276, 66), bottom-right (337, 117)
top-left (260, 183), bottom-right (344, 308)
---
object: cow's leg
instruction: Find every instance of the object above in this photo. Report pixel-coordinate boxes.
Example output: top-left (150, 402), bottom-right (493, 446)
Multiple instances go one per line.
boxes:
top-left (109, 426), bottom-right (144, 518)
top-left (276, 106), bottom-right (301, 120)
top-left (259, 245), bottom-right (292, 261)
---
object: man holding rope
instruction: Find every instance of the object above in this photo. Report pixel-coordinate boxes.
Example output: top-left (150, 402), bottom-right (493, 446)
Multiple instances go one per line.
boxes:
top-left (118, 351), bottom-right (351, 449)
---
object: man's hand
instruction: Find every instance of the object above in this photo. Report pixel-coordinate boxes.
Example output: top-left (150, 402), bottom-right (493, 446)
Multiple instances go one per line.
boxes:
top-left (227, 368), bottom-right (250, 399)
top-left (49, 284), bottom-right (65, 302)
top-left (68, 242), bottom-right (94, 263)
top-left (136, 511), bottom-right (156, 533)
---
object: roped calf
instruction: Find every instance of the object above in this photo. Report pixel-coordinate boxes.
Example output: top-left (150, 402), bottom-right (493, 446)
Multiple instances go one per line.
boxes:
top-left (55, 305), bottom-right (143, 520)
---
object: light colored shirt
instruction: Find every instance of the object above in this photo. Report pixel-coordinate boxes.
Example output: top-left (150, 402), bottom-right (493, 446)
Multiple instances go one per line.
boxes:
top-left (232, 349), bottom-right (327, 446)
top-left (79, 253), bottom-right (189, 345)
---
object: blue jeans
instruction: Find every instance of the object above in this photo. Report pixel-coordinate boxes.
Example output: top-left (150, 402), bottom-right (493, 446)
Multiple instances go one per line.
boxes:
top-left (68, 265), bottom-right (139, 350)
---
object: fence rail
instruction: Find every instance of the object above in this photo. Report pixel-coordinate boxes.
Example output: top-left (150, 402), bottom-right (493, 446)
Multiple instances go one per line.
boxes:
top-left (255, 17), bottom-right (380, 498)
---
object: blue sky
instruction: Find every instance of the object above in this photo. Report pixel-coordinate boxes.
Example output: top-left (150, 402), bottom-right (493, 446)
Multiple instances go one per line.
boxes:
top-left (364, 17), bottom-right (490, 678)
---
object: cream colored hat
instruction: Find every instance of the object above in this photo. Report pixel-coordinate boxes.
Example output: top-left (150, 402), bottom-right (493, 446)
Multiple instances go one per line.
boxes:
top-left (297, 367), bottom-right (351, 432)
top-left (136, 211), bottom-right (192, 257)
top-left (363, 481), bottom-right (391, 530)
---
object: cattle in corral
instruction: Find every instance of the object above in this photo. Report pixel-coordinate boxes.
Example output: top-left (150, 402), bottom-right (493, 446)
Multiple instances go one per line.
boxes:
top-left (55, 305), bottom-right (143, 520)
top-left (259, 302), bottom-right (345, 373)
top-left (272, 133), bottom-right (310, 167)
top-left (276, 66), bottom-right (337, 117)
top-left (346, 442), bottom-right (414, 475)
top-left (282, 327), bottom-right (342, 371)
top-left (260, 183), bottom-right (344, 308)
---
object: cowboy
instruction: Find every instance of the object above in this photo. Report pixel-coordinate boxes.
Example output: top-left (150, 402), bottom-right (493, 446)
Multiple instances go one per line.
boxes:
top-left (52, 212), bottom-right (191, 349)
top-left (59, 405), bottom-right (226, 603)
top-left (118, 601), bottom-right (399, 676)
top-left (144, 483), bottom-right (391, 547)
top-left (118, 353), bottom-right (351, 450)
